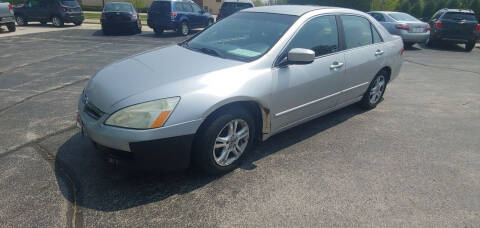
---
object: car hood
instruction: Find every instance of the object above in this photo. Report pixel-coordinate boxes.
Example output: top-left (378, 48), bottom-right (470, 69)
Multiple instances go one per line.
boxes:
top-left (84, 45), bottom-right (243, 113)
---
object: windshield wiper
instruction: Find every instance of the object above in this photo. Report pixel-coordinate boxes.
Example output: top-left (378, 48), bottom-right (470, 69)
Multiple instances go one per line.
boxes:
top-left (198, 47), bottom-right (220, 57)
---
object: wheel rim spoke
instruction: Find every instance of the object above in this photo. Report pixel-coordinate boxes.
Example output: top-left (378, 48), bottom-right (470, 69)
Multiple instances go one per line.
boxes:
top-left (213, 119), bottom-right (250, 167)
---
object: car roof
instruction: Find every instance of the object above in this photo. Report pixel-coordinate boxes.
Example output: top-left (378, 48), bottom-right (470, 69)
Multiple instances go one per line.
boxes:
top-left (369, 11), bottom-right (408, 14)
top-left (223, 0), bottom-right (253, 4)
top-left (441, 8), bottom-right (475, 13)
top-left (106, 2), bottom-right (132, 4)
top-left (242, 5), bottom-right (335, 16)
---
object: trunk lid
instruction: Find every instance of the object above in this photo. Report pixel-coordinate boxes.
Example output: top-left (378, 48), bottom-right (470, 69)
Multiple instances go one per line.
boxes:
top-left (104, 11), bottom-right (132, 22)
top-left (441, 12), bottom-right (477, 37)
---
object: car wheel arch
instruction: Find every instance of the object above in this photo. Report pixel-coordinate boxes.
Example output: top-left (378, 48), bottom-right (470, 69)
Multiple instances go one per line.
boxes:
top-left (195, 100), bottom-right (270, 143)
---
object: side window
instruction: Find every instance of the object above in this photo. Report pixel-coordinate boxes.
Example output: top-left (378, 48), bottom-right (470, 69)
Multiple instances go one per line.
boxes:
top-left (29, 0), bottom-right (46, 8)
top-left (183, 3), bottom-right (193, 12)
top-left (371, 24), bottom-right (383, 43)
top-left (174, 2), bottom-right (184, 12)
top-left (191, 3), bottom-right (202, 13)
top-left (341, 15), bottom-right (373, 49)
top-left (286, 15), bottom-right (339, 57)
top-left (371, 13), bottom-right (385, 22)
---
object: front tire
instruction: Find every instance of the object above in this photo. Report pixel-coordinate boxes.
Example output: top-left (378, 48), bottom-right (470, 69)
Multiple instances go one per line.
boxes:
top-left (52, 16), bottom-right (64, 27)
top-left (193, 107), bottom-right (256, 175)
top-left (359, 71), bottom-right (388, 110)
top-left (465, 41), bottom-right (475, 52)
top-left (177, 21), bottom-right (189, 36)
top-left (74, 21), bottom-right (82, 26)
top-left (15, 15), bottom-right (27, 26)
top-left (7, 22), bottom-right (16, 32)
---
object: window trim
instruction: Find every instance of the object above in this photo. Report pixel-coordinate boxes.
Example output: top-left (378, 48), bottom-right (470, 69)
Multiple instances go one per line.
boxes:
top-left (274, 14), bottom-right (343, 67)
top-left (338, 14), bottom-right (385, 52)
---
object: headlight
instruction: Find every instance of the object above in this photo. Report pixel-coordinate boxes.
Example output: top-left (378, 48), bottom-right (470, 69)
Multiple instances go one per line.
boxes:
top-left (105, 97), bottom-right (180, 129)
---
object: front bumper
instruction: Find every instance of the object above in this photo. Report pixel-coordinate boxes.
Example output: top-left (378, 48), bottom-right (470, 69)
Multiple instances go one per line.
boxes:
top-left (401, 32), bottom-right (430, 43)
top-left (77, 99), bottom-right (202, 170)
top-left (62, 14), bottom-right (84, 23)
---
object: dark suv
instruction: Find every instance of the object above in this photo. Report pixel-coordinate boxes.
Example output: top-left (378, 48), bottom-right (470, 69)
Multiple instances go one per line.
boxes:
top-left (13, 0), bottom-right (83, 27)
top-left (426, 8), bottom-right (479, 52)
top-left (147, 0), bottom-right (214, 36)
top-left (217, 0), bottom-right (254, 21)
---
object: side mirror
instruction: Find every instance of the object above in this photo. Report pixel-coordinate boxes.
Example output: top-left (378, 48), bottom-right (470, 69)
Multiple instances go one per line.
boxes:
top-left (286, 48), bottom-right (315, 65)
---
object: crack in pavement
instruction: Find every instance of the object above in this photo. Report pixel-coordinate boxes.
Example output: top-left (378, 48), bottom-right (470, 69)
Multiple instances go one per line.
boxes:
top-left (405, 59), bottom-right (480, 76)
top-left (0, 78), bottom-right (88, 116)
top-left (0, 45), bottom-right (103, 77)
top-left (33, 140), bottom-right (82, 228)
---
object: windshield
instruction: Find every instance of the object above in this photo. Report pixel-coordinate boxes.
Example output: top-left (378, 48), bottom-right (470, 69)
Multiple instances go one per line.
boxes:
top-left (443, 12), bottom-right (477, 21)
top-left (104, 3), bottom-right (132, 12)
top-left (184, 12), bottom-right (298, 62)
top-left (389, 12), bottom-right (418, 21)
top-left (60, 0), bottom-right (79, 7)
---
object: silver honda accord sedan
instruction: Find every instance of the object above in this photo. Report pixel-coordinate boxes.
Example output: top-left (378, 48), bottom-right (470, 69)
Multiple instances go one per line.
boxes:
top-left (78, 5), bottom-right (404, 174)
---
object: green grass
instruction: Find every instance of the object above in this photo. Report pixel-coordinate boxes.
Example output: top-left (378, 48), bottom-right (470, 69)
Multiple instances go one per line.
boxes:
top-left (84, 12), bottom-right (147, 21)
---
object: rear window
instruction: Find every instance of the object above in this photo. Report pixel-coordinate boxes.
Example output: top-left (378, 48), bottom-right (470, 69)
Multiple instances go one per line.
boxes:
top-left (150, 1), bottom-right (171, 12)
top-left (221, 2), bottom-right (252, 9)
top-left (60, 0), bottom-right (80, 7)
top-left (443, 12), bottom-right (477, 21)
top-left (104, 3), bottom-right (132, 12)
top-left (389, 12), bottom-right (418, 21)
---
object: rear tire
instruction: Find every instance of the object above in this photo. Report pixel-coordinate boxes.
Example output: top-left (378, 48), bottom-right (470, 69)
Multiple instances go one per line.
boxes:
top-left (192, 107), bottom-right (256, 175)
top-left (74, 21), bottom-right (82, 26)
top-left (404, 42), bottom-right (414, 48)
top-left (15, 15), bottom-right (27, 26)
top-left (465, 41), bottom-right (475, 52)
top-left (153, 28), bottom-right (163, 35)
top-left (177, 21), bottom-right (189, 36)
top-left (40, 20), bottom-right (47, 25)
top-left (52, 16), bottom-right (64, 27)
top-left (425, 35), bottom-right (437, 47)
top-left (359, 70), bottom-right (388, 110)
top-left (7, 22), bottom-right (16, 32)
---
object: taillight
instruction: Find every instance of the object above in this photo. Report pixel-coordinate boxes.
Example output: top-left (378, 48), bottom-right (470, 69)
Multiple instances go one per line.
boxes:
top-left (435, 21), bottom-right (442, 29)
top-left (131, 14), bottom-right (138, 20)
top-left (401, 46), bottom-right (405, 55)
top-left (170, 12), bottom-right (177, 20)
top-left (8, 3), bottom-right (13, 11)
top-left (425, 24), bottom-right (431, 32)
top-left (475, 24), bottom-right (480, 31)
top-left (395, 24), bottom-right (410, 31)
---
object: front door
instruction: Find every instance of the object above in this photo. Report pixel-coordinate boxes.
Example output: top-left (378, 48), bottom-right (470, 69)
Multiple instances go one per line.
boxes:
top-left (271, 15), bottom-right (346, 132)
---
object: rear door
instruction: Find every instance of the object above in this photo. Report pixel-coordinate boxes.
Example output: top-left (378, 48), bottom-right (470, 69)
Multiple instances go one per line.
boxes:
top-left (441, 12), bottom-right (478, 39)
top-left (340, 15), bottom-right (386, 101)
top-left (25, 0), bottom-right (48, 20)
top-left (190, 2), bottom-right (204, 27)
top-left (271, 15), bottom-right (345, 131)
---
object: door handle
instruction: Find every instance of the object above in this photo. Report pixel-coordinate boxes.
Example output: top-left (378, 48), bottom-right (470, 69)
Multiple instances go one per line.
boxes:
top-left (375, 50), bottom-right (384, 56)
top-left (330, 61), bottom-right (344, 70)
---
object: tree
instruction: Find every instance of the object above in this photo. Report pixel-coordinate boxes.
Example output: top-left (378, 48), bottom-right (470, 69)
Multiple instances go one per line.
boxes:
top-left (253, 0), bottom-right (264, 6)
top-left (371, 0), bottom-right (400, 11)
top-left (436, 0), bottom-right (447, 10)
top-left (448, 0), bottom-right (461, 9)
top-left (423, 0), bottom-right (436, 18)
top-left (472, 0), bottom-right (480, 20)
top-left (410, 0), bottom-right (424, 18)
top-left (396, 0), bottom-right (411, 12)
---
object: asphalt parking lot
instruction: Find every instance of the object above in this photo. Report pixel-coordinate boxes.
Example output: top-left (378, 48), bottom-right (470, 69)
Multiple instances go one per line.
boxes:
top-left (1, 27), bottom-right (479, 227)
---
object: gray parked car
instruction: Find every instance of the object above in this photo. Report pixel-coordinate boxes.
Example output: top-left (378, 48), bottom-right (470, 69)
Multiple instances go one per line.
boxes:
top-left (78, 5), bottom-right (404, 174)
top-left (369, 11), bottom-right (430, 47)
top-left (0, 1), bottom-right (15, 32)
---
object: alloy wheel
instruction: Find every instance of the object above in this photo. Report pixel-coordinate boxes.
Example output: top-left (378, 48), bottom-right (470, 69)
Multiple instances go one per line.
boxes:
top-left (16, 16), bottom-right (25, 26)
top-left (369, 75), bottom-right (385, 104)
top-left (52, 17), bottom-right (61, 27)
top-left (213, 119), bottom-right (249, 167)
top-left (182, 23), bottom-right (188, 35)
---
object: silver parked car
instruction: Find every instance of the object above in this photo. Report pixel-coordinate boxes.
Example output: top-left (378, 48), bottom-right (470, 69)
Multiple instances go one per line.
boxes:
top-left (368, 11), bottom-right (430, 47)
top-left (78, 5), bottom-right (404, 174)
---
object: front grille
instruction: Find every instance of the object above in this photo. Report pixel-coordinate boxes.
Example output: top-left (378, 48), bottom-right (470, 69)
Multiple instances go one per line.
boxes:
top-left (82, 92), bottom-right (104, 120)
top-left (84, 103), bottom-right (104, 120)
